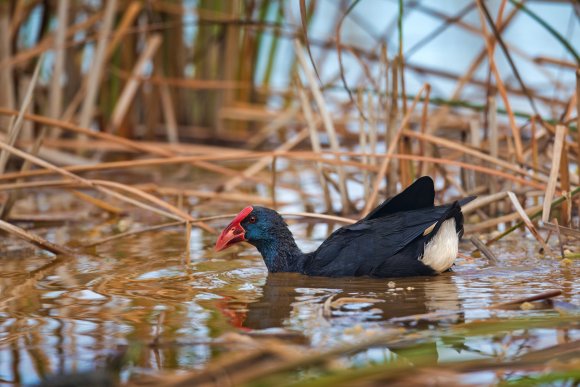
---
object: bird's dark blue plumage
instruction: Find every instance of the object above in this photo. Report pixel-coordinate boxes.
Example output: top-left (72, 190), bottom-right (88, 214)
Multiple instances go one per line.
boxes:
top-left (215, 177), bottom-right (475, 278)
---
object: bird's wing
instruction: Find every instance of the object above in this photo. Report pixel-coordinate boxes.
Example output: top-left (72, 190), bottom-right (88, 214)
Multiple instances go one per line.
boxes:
top-left (363, 176), bottom-right (435, 221)
top-left (303, 204), bottom-right (458, 277)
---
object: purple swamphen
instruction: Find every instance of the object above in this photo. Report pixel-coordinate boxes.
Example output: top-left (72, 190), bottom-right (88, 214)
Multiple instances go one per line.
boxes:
top-left (215, 176), bottom-right (475, 278)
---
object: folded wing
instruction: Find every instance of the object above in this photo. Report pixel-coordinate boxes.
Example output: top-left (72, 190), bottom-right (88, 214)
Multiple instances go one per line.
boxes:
top-left (303, 203), bottom-right (464, 277)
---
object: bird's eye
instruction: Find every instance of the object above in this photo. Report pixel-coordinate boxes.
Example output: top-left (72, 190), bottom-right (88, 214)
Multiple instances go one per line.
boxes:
top-left (248, 216), bottom-right (257, 223)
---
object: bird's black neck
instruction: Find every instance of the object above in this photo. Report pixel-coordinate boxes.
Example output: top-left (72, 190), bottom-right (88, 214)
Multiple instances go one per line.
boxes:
top-left (253, 228), bottom-right (306, 273)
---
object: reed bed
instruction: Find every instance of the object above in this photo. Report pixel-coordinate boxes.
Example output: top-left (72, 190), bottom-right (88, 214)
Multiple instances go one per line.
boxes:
top-left (0, 0), bottom-right (578, 385)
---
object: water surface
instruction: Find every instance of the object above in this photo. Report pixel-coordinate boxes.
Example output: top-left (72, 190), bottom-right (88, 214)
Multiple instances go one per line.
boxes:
top-left (0, 220), bottom-right (578, 385)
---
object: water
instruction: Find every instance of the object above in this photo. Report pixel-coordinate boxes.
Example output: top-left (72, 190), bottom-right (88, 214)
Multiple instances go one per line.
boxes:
top-left (0, 217), bottom-right (578, 385)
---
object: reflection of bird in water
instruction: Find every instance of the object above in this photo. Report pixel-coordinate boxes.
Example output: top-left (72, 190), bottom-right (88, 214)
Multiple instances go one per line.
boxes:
top-left (241, 272), bottom-right (465, 365)
top-left (243, 272), bottom-right (462, 330)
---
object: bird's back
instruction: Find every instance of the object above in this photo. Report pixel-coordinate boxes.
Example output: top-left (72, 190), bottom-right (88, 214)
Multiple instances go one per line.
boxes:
top-left (301, 177), bottom-right (472, 278)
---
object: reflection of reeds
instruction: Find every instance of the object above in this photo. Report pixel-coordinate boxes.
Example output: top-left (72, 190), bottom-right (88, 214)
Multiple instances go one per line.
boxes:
top-left (0, 1), bottom-right (578, 382)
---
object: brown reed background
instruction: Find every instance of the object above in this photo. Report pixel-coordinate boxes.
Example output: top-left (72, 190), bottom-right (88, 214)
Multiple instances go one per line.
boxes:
top-left (0, 0), bottom-right (578, 257)
top-left (0, 1), bottom-right (579, 385)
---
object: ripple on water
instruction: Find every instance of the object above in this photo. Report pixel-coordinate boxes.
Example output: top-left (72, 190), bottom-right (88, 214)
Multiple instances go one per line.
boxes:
top-left (0, 225), bottom-right (578, 385)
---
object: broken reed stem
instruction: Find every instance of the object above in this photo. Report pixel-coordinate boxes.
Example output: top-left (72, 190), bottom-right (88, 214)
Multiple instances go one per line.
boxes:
top-left (542, 125), bottom-right (566, 223)
top-left (489, 289), bottom-right (562, 309)
top-left (470, 236), bottom-right (498, 264)
top-left (488, 185), bottom-right (580, 245)
top-left (507, 191), bottom-right (552, 254)
top-left (0, 219), bottom-right (74, 255)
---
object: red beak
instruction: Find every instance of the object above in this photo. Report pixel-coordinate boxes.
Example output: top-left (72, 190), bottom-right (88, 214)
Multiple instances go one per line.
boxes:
top-left (214, 206), bottom-right (254, 252)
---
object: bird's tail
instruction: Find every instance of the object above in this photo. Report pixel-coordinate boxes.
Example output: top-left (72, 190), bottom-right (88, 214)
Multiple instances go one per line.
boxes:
top-left (424, 200), bottom-right (466, 242)
top-left (458, 196), bottom-right (477, 207)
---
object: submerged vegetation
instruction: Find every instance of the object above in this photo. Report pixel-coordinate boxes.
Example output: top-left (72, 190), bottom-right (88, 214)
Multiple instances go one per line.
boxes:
top-left (0, 0), bottom-right (578, 386)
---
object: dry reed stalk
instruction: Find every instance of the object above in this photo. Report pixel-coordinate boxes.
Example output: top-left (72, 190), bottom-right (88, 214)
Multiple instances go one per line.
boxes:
top-left (418, 83), bottom-right (431, 174)
top-left (219, 129), bottom-right (309, 192)
top-left (280, 212), bottom-right (355, 224)
top-left (476, 0), bottom-right (524, 163)
top-left (0, 58), bottom-right (44, 219)
top-left (470, 236), bottom-right (498, 264)
top-left (294, 39), bottom-right (351, 212)
top-left (0, 148), bottom-right (549, 192)
top-left (0, 140), bottom-right (213, 231)
top-left (84, 221), bottom-right (184, 247)
top-left (78, 0), bottom-right (118, 130)
top-left (559, 141), bottom-right (570, 226)
top-left (0, 57), bottom-right (42, 173)
top-left (362, 83), bottom-right (429, 216)
top-left (465, 204), bottom-right (543, 234)
top-left (48, 2), bottom-right (141, 140)
top-left (531, 117), bottom-right (539, 205)
top-left (0, 177), bottom-right (280, 207)
top-left (0, 219), bottom-right (74, 256)
top-left (488, 96), bottom-right (499, 214)
top-left (367, 89), bottom-right (379, 174)
top-left (106, 2), bottom-right (142, 59)
top-left (506, 191), bottom-right (552, 254)
top-left (534, 56), bottom-right (576, 69)
top-left (298, 81), bottom-right (332, 211)
top-left (193, 211), bottom-right (355, 226)
top-left (387, 56), bottom-right (399, 196)
top-left (489, 290), bottom-right (562, 309)
top-left (0, 180), bottom-right (75, 191)
top-left (117, 72), bottom-right (249, 90)
top-left (246, 105), bottom-right (300, 149)
top-left (463, 119), bottom-right (479, 191)
top-left (542, 125), bottom-right (567, 223)
top-left (0, 108), bottom-right (267, 186)
top-left (0, 2), bottom-right (14, 109)
top-left (34, 138), bottom-right (249, 155)
top-left (158, 70), bottom-right (179, 144)
top-left (358, 89), bottom-right (370, 200)
top-left (111, 34), bottom-right (162, 133)
top-left (90, 179), bottom-right (205, 226)
top-left (71, 190), bottom-right (124, 215)
top-left (551, 218), bottom-right (566, 259)
top-left (1, 9), bottom-right (103, 70)
top-left (138, 184), bottom-right (282, 206)
top-left (402, 130), bottom-right (549, 186)
top-left (423, 5), bottom-right (521, 140)
top-left (462, 192), bottom-right (507, 214)
top-left (48, 0), bottom-right (68, 123)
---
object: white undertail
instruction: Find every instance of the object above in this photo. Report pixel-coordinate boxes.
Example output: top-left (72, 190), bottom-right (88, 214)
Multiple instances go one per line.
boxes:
top-left (420, 218), bottom-right (458, 273)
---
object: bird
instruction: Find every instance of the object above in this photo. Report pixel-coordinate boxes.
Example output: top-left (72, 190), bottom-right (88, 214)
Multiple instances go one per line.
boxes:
top-left (214, 176), bottom-right (475, 278)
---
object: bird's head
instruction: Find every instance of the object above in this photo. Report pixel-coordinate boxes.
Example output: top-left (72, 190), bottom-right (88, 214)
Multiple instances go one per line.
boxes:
top-left (214, 206), bottom-right (288, 252)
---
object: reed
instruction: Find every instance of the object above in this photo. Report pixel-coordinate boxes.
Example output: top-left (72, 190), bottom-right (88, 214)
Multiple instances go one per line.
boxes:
top-left (0, 1), bottom-right (577, 385)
